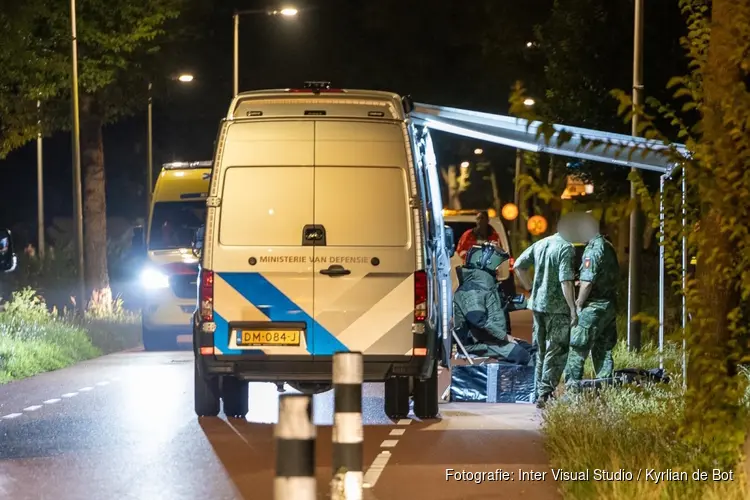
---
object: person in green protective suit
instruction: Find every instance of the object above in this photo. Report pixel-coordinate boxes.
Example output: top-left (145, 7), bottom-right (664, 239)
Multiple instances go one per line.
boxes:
top-left (514, 217), bottom-right (578, 407)
top-left (565, 215), bottom-right (620, 386)
top-left (453, 242), bottom-right (536, 365)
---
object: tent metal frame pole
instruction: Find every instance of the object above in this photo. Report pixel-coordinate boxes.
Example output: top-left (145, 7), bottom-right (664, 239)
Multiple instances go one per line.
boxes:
top-left (681, 171), bottom-right (687, 388)
top-left (658, 174), bottom-right (665, 370)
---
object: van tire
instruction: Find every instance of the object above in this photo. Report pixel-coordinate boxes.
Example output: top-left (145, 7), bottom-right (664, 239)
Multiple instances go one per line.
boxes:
top-left (194, 361), bottom-right (220, 417)
top-left (413, 361), bottom-right (439, 419)
top-left (222, 376), bottom-right (249, 418)
top-left (384, 376), bottom-right (410, 419)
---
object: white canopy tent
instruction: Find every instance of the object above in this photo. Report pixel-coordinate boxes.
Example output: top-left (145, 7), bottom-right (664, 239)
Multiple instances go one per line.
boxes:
top-left (410, 102), bottom-right (689, 377)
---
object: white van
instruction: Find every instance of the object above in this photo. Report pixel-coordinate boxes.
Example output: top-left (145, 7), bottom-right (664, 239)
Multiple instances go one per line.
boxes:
top-left (192, 82), bottom-right (455, 420)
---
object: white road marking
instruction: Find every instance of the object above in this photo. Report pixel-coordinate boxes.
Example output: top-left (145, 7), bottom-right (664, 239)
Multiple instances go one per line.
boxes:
top-left (380, 440), bottom-right (399, 448)
top-left (389, 429), bottom-right (405, 436)
top-left (363, 451), bottom-right (392, 489)
top-left (396, 419), bottom-right (412, 425)
top-left (1, 379), bottom-right (118, 420)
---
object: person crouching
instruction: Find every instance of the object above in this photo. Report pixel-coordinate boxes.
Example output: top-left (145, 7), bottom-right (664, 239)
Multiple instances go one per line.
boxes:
top-left (453, 242), bottom-right (536, 366)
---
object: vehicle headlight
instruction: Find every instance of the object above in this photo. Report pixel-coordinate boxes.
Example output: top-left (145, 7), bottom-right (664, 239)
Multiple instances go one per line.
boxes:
top-left (140, 268), bottom-right (170, 289)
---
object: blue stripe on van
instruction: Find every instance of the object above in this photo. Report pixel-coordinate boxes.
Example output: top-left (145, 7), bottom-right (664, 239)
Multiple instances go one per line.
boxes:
top-left (213, 310), bottom-right (265, 355)
top-left (219, 272), bottom-right (349, 356)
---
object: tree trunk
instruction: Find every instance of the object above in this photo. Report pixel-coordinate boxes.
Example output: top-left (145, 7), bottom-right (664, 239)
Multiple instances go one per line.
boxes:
top-left (616, 216), bottom-right (628, 264)
top-left (441, 165), bottom-right (463, 210)
top-left (489, 170), bottom-right (502, 214)
top-left (80, 94), bottom-right (111, 304)
top-left (683, 0), bottom-right (748, 470)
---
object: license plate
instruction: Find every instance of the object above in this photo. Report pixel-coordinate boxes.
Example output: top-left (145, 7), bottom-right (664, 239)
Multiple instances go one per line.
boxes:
top-left (176, 334), bottom-right (192, 343)
top-left (235, 330), bottom-right (301, 346)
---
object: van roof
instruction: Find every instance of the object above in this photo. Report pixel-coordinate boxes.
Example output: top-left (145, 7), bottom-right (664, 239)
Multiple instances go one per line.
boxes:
top-left (227, 88), bottom-right (407, 121)
top-left (152, 165), bottom-right (211, 203)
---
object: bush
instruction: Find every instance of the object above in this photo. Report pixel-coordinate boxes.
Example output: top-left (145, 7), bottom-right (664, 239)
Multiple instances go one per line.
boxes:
top-left (544, 342), bottom-right (749, 499)
top-left (0, 287), bottom-right (143, 383)
top-left (0, 289), bottom-right (100, 383)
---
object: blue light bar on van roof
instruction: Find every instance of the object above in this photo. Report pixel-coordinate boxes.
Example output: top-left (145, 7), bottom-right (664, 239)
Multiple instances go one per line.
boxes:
top-left (162, 161), bottom-right (212, 170)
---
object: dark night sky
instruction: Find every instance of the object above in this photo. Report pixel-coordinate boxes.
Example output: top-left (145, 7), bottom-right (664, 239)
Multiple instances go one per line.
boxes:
top-left (0, 0), bottom-right (685, 245)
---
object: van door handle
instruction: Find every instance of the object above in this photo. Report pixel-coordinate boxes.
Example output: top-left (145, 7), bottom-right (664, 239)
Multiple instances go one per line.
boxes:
top-left (319, 265), bottom-right (351, 277)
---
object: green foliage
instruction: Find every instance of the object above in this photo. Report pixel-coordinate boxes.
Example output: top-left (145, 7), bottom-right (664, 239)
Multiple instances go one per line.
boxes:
top-left (513, 0), bottom-right (750, 476)
top-left (545, 342), bottom-right (750, 499)
top-left (0, 286), bottom-right (142, 383)
top-left (0, 288), bottom-right (100, 383)
top-left (0, 0), bottom-right (187, 156)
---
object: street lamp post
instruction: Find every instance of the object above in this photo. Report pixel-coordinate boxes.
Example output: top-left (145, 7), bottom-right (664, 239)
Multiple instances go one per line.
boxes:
top-left (146, 75), bottom-right (194, 217)
top-left (147, 82), bottom-right (153, 218)
top-left (70, 0), bottom-right (85, 306)
top-left (514, 98), bottom-right (536, 247)
top-left (36, 99), bottom-right (45, 259)
top-left (232, 6), bottom-right (299, 96)
top-left (628, 0), bottom-right (645, 351)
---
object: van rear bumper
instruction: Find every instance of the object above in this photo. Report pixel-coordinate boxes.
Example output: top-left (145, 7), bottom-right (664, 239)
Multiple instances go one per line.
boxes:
top-left (198, 354), bottom-right (427, 382)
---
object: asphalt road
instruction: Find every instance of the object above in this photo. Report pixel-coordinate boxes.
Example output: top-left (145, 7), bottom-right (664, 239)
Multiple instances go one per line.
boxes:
top-left (0, 310), bottom-right (561, 500)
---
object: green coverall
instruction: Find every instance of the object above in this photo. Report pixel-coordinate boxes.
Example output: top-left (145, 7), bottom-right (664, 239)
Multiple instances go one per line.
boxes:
top-left (514, 233), bottom-right (576, 399)
top-left (565, 234), bottom-right (619, 383)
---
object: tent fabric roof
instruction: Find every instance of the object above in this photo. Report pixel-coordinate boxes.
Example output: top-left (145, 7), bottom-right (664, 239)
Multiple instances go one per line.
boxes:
top-left (410, 103), bottom-right (688, 174)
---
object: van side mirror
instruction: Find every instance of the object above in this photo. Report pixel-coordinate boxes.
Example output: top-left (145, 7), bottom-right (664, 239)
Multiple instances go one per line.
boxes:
top-left (444, 225), bottom-right (455, 258)
top-left (0, 228), bottom-right (17, 273)
top-left (402, 95), bottom-right (415, 114)
top-left (192, 225), bottom-right (205, 258)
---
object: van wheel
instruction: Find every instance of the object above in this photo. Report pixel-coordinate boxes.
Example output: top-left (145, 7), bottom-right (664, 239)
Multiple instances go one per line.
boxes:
top-left (384, 376), bottom-right (410, 420)
top-left (413, 361), bottom-right (439, 419)
top-left (222, 376), bottom-right (249, 418)
top-left (194, 360), bottom-right (220, 417)
top-left (288, 382), bottom-right (332, 395)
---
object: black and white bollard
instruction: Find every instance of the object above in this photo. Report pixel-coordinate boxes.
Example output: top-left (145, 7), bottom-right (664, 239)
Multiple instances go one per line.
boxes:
top-left (275, 394), bottom-right (316, 500)
top-left (331, 351), bottom-right (364, 499)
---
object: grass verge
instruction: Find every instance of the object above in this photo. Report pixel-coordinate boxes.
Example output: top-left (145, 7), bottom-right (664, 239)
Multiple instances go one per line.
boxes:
top-left (0, 288), bottom-right (142, 384)
top-left (544, 341), bottom-right (749, 499)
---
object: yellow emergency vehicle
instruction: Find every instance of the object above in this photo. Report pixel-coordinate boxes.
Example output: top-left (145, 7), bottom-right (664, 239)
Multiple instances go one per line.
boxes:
top-left (138, 161), bottom-right (211, 350)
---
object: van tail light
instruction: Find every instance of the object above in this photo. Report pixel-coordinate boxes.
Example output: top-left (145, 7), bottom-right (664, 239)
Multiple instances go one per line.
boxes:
top-left (199, 269), bottom-right (214, 322)
top-left (414, 270), bottom-right (427, 322)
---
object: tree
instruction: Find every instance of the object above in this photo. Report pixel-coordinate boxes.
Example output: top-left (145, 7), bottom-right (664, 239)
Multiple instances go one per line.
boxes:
top-left (517, 0), bottom-right (685, 260)
top-left (514, 0), bottom-right (750, 474)
top-left (0, 0), bottom-right (187, 303)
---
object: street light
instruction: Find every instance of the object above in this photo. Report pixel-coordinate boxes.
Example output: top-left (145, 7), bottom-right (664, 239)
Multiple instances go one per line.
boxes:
top-left (460, 161), bottom-right (470, 169)
top-left (70, 0), bottom-right (85, 306)
top-left (233, 6), bottom-right (299, 96)
top-left (474, 148), bottom-right (483, 155)
top-left (147, 74), bottom-right (194, 215)
top-left (523, 98), bottom-right (536, 107)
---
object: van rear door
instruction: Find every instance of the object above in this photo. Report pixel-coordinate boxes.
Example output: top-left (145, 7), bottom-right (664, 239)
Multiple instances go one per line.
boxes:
top-left (212, 121), bottom-right (316, 356)
top-left (312, 121), bottom-right (416, 357)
